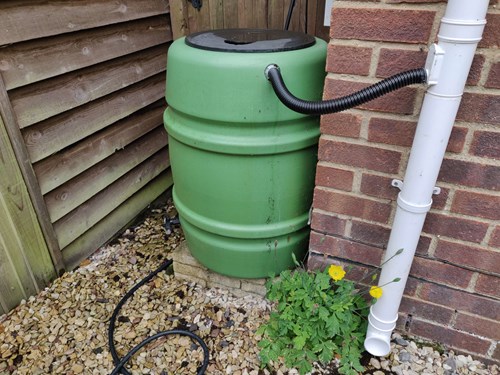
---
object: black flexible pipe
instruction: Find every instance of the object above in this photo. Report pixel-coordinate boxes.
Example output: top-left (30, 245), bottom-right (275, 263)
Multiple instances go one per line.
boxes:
top-left (108, 259), bottom-right (210, 375)
top-left (265, 64), bottom-right (428, 115)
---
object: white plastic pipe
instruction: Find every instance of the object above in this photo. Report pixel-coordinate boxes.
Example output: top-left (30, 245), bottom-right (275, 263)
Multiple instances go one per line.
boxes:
top-left (364, 0), bottom-right (489, 357)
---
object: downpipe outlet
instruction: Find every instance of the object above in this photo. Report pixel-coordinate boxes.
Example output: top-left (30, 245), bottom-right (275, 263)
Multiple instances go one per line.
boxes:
top-left (364, 0), bottom-right (489, 356)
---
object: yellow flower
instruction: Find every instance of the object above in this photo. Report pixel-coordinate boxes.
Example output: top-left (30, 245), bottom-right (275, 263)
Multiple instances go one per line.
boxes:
top-left (328, 265), bottom-right (346, 281)
top-left (369, 286), bottom-right (383, 299)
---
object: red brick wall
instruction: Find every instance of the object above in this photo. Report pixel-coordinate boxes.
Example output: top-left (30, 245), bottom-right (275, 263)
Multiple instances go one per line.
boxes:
top-left (308, 0), bottom-right (500, 363)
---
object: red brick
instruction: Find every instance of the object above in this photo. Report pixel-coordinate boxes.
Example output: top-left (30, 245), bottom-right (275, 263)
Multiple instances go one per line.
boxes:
top-left (368, 118), bottom-right (417, 147)
top-left (306, 252), bottom-right (372, 283)
top-left (466, 55), bottom-right (485, 86)
top-left (470, 130), bottom-right (500, 159)
top-left (313, 188), bottom-right (392, 223)
top-left (435, 240), bottom-right (500, 274)
top-left (479, 13), bottom-right (499, 49)
top-left (351, 221), bottom-right (390, 248)
top-left (318, 139), bottom-right (402, 173)
top-left (331, 8), bottom-right (435, 44)
top-left (490, 226), bottom-right (500, 247)
top-left (475, 273), bottom-right (500, 299)
top-left (315, 164), bottom-right (354, 191)
top-left (410, 256), bottom-right (474, 288)
top-left (454, 313), bottom-right (500, 340)
top-left (423, 212), bottom-right (489, 243)
top-left (310, 210), bottom-right (346, 236)
top-left (350, 219), bottom-right (431, 255)
top-left (326, 45), bottom-right (372, 76)
top-left (485, 61), bottom-right (500, 89)
top-left (309, 231), bottom-right (383, 266)
top-left (325, 78), bottom-right (418, 115)
top-left (438, 158), bottom-right (499, 190)
top-left (493, 345), bottom-right (500, 362)
top-left (408, 319), bottom-right (491, 356)
top-left (368, 117), bottom-right (466, 153)
top-left (404, 277), bottom-right (420, 297)
top-left (400, 296), bottom-right (454, 325)
top-left (451, 190), bottom-right (500, 221)
top-left (320, 112), bottom-right (361, 138)
top-left (429, 187), bottom-right (449, 210)
top-left (456, 92), bottom-right (500, 125)
top-left (376, 48), bottom-right (426, 78)
top-left (360, 174), bottom-right (398, 200)
top-left (419, 282), bottom-right (500, 320)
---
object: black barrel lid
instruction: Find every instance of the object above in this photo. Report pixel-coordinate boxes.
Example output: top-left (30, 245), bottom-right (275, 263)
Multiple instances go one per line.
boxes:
top-left (185, 29), bottom-right (315, 53)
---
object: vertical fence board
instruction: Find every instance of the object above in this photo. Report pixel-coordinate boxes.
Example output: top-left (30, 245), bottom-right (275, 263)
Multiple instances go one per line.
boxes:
top-left (0, 114), bottom-right (56, 305)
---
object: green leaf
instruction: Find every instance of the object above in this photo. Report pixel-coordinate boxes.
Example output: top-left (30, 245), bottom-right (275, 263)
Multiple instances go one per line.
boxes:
top-left (293, 335), bottom-right (307, 350)
top-left (298, 359), bottom-right (313, 375)
top-left (291, 252), bottom-right (300, 267)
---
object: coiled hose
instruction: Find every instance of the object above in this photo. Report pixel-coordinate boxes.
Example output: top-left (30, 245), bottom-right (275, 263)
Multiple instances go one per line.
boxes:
top-left (264, 64), bottom-right (428, 115)
top-left (108, 259), bottom-right (210, 375)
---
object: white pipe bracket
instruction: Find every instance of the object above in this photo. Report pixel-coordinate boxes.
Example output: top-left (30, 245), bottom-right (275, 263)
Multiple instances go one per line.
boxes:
top-left (391, 179), bottom-right (441, 196)
top-left (391, 179), bottom-right (404, 190)
top-left (425, 44), bottom-right (445, 86)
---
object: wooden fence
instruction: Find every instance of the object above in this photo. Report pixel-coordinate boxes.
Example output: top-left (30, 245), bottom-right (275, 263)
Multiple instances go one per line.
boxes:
top-left (0, 0), bottom-right (328, 314)
top-left (170, 0), bottom-right (329, 40)
top-left (0, 0), bottom-right (173, 313)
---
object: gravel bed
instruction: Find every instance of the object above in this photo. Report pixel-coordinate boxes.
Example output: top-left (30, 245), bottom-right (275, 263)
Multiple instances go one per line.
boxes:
top-left (0, 202), bottom-right (498, 375)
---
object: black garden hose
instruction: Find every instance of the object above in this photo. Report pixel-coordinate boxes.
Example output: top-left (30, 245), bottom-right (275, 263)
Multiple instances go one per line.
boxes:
top-left (108, 259), bottom-right (210, 375)
top-left (265, 64), bottom-right (428, 115)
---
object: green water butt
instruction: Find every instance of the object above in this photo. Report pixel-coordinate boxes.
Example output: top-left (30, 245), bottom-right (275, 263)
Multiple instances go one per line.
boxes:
top-left (164, 29), bottom-right (327, 278)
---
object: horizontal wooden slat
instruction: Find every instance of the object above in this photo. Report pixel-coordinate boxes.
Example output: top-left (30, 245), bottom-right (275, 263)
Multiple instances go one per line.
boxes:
top-left (54, 150), bottom-right (170, 248)
top-left (61, 171), bottom-right (172, 270)
top-left (24, 73), bottom-right (166, 163)
top-left (1, 16), bottom-right (172, 90)
top-left (10, 44), bottom-right (167, 128)
top-left (0, 0), bottom-right (170, 46)
top-left (46, 126), bottom-right (168, 222)
top-left (33, 103), bottom-right (165, 194)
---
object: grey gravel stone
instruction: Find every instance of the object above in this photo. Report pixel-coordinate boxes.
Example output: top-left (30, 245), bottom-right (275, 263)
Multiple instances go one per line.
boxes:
top-left (395, 337), bottom-right (410, 346)
top-left (399, 351), bottom-right (412, 362)
top-left (444, 357), bottom-right (457, 371)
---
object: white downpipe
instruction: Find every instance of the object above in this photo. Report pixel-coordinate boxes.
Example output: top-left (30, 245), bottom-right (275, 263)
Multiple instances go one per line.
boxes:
top-left (364, 0), bottom-right (489, 357)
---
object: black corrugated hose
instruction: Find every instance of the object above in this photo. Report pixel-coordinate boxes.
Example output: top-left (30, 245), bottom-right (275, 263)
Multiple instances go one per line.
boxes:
top-left (265, 64), bottom-right (428, 115)
top-left (108, 259), bottom-right (210, 375)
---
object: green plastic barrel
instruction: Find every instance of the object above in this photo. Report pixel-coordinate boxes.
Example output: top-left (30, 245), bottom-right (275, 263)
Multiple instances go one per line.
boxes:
top-left (164, 29), bottom-right (326, 278)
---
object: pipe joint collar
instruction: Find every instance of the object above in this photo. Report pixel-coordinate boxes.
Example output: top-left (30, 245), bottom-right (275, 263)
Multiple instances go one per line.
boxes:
top-left (397, 193), bottom-right (432, 214)
top-left (365, 307), bottom-right (398, 357)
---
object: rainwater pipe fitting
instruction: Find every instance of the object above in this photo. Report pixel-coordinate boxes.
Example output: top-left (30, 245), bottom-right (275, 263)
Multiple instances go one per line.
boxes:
top-left (264, 0), bottom-right (489, 359)
top-left (364, 0), bottom-right (489, 356)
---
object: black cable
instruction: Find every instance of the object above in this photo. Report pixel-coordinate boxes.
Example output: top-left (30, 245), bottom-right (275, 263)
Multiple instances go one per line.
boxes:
top-left (108, 259), bottom-right (210, 375)
top-left (284, 0), bottom-right (296, 30)
top-left (265, 64), bottom-right (428, 115)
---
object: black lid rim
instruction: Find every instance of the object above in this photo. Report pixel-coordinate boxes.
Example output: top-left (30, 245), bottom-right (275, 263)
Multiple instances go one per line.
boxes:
top-left (185, 28), bottom-right (316, 53)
